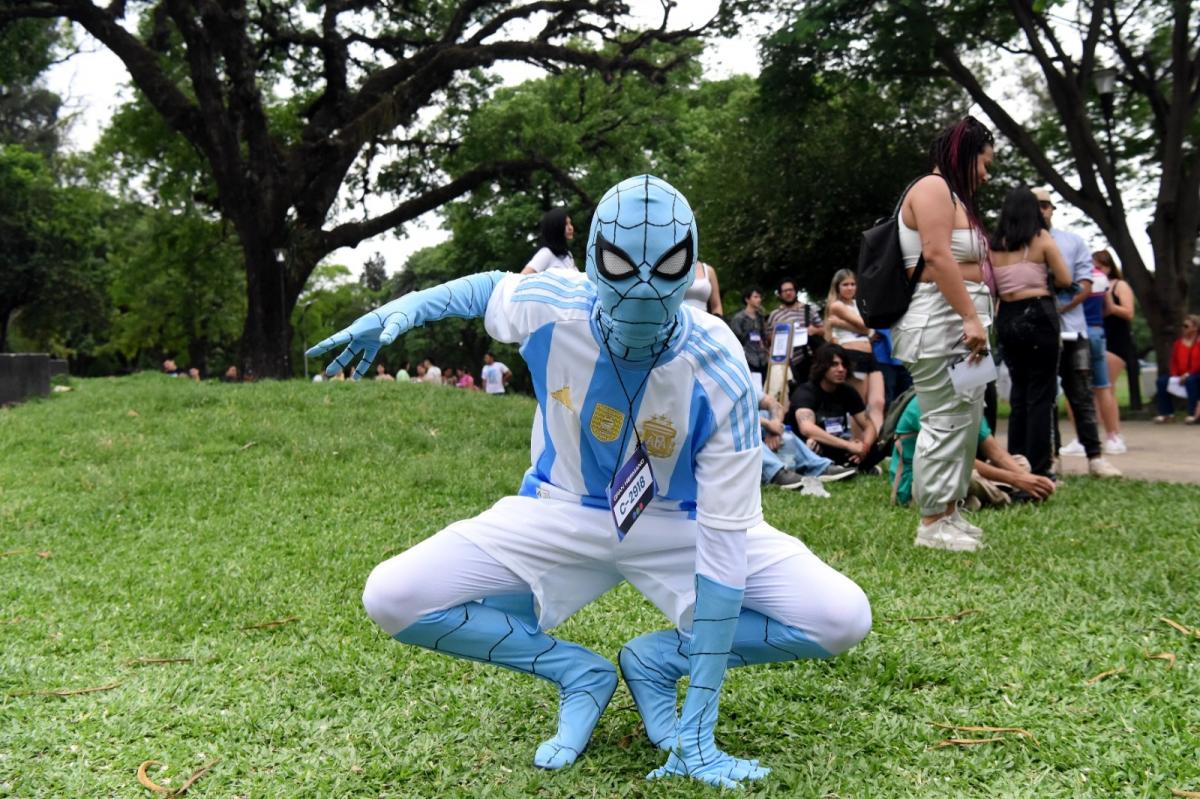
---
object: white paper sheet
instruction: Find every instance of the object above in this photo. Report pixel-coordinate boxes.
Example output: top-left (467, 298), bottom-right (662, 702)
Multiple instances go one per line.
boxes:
top-left (949, 354), bottom-right (998, 396)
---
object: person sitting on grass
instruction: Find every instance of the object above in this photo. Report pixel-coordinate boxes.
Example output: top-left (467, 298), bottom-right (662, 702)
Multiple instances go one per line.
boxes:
top-left (759, 391), bottom-right (857, 491)
top-left (790, 344), bottom-right (883, 473)
top-left (1154, 314), bottom-right (1200, 424)
top-left (890, 394), bottom-right (1056, 509)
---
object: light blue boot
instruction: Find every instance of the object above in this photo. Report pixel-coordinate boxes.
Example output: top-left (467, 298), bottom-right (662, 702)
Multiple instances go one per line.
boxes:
top-left (621, 608), bottom-right (831, 750)
top-left (646, 575), bottom-right (772, 788)
top-left (396, 599), bottom-right (617, 769)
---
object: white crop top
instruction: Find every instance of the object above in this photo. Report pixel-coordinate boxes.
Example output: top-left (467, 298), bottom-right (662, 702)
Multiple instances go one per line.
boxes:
top-left (830, 301), bottom-right (870, 344)
top-left (525, 247), bottom-right (578, 273)
top-left (898, 209), bottom-right (985, 267)
top-left (684, 263), bottom-right (713, 311)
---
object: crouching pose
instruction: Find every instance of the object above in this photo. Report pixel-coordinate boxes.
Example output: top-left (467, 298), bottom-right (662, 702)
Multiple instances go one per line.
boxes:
top-left (308, 175), bottom-right (871, 788)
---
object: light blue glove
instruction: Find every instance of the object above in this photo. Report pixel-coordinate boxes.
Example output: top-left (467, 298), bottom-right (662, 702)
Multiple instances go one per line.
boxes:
top-left (305, 270), bottom-right (504, 378)
top-left (646, 574), bottom-right (770, 789)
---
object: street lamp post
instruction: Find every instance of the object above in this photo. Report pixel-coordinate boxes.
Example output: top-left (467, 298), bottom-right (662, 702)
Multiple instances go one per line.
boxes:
top-left (1091, 66), bottom-right (1142, 409)
top-left (1092, 66), bottom-right (1118, 169)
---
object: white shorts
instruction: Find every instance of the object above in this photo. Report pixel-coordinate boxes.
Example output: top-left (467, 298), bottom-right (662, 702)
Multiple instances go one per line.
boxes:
top-left (364, 494), bottom-right (870, 655)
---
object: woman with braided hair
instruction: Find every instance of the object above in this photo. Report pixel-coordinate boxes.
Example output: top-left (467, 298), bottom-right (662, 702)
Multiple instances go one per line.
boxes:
top-left (891, 116), bottom-right (996, 552)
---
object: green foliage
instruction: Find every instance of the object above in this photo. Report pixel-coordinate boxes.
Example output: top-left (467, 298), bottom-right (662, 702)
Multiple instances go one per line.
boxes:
top-left (99, 204), bottom-right (246, 375)
top-left (0, 86), bottom-right (62, 158)
top-left (424, 38), bottom-right (977, 313)
top-left (0, 19), bottom-right (66, 157)
top-left (0, 145), bottom-right (109, 356)
top-left (1, 376), bottom-right (1198, 797)
top-left (93, 93), bottom-right (218, 209)
top-left (431, 42), bottom-right (703, 274)
top-left (0, 17), bottom-right (61, 85)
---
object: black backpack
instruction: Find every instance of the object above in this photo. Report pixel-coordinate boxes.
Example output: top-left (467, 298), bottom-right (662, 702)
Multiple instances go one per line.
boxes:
top-left (856, 175), bottom-right (951, 329)
top-left (874, 385), bottom-right (918, 461)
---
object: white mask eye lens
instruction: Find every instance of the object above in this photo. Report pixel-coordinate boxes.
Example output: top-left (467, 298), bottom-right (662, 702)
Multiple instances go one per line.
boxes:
top-left (653, 247), bottom-right (689, 278)
top-left (598, 244), bottom-right (637, 279)
top-left (595, 232), bottom-right (641, 280)
top-left (650, 234), bottom-right (694, 279)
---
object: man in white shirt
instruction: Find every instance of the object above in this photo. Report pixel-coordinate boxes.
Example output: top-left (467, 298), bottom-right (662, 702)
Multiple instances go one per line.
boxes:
top-left (1034, 188), bottom-right (1120, 478)
top-left (421, 358), bottom-right (442, 383)
top-left (480, 352), bottom-right (511, 394)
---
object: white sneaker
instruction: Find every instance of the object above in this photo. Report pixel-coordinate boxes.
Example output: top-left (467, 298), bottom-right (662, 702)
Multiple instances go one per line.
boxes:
top-left (914, 518), bottom-right (982, 552)
top-left (1088, 457), bottom-right (1122, 478)
top-left (1060, 438), bottom-right (1086, 456)
top-left (950, 509), bottom-right (984, 539)
top-left (1103, 435), bottom-right (1127, 455)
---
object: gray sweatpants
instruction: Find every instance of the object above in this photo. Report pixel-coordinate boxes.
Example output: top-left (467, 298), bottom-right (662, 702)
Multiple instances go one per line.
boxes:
top-left (893, 282), bottom-right (993, 517)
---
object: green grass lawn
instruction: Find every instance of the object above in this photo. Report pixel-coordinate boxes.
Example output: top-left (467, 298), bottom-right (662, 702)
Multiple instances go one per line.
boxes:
top-left (2, 375), bottom-right (1198, 798)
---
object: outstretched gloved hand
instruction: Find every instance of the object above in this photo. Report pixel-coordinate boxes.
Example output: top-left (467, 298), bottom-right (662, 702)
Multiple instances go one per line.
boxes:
top-left (306, 271), bottom-right (504, 379)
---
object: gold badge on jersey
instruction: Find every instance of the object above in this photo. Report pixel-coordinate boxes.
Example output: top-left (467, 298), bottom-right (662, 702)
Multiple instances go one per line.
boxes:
top-left (551, 385), bottom-right (575, 411)
top-left (590, 402), bottom-right (625, 442)
top-left (640, 415), bottom-right (677, 459)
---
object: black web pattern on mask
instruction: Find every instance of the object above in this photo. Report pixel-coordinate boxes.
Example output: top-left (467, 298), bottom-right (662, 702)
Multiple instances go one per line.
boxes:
top-left (590, 176), bottom-right (696, 342)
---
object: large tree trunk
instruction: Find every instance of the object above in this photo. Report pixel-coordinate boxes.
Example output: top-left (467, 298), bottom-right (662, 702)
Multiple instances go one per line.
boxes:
top-left (0, 307), bottom-right (11, 352)
top-left (1145, 221), bottom-right (1193, 375)
top-left (239, 232), bottom-right (294, 380)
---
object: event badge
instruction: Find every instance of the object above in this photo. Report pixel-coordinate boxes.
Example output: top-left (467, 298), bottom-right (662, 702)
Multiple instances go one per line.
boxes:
top-left (792, 320), bottom-right (808, 348)
top-left (607, 443), bottom-right (656, 541)
top-left (823, 416), bottom-right (847, 437)
top-left (749, 330), bottom-right (762, 345)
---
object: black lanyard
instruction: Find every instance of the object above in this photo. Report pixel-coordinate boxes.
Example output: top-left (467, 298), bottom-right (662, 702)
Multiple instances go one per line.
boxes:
top-left (599, 319), bottom-right (677, 482)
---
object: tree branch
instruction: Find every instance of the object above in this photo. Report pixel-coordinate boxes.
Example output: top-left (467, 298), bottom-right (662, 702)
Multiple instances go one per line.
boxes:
top-left (164, 0), bottom-right (242, 188)
top-left (1009, 0), bottom-right (1112, 204)
top-left (0, 3), bottom-right (62, 22)
top-left (1106, 0), bottom-right (1169, 134)
top-left (195, 0), bottom-right (283, 218)
top-left (934, 42), bottom-right (1096, 220)
top-left (319, 156), bottom-right (561, 252)
top-left (1077, 0), bottom-right (1107, 85)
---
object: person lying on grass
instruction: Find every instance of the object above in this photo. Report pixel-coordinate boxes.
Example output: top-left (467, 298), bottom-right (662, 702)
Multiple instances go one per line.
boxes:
top-left (308, 175), bottom-right (871, 789)
top-left (890, 394), bottom-right (1057, 515)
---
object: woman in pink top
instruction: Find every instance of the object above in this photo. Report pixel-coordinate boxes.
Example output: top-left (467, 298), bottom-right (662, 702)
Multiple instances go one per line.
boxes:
top-left (989, 186), bottom-right (1072, 478)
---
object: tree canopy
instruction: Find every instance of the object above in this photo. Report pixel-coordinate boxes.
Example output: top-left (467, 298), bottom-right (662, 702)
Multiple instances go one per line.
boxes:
top-left (1, 0), bottom-right (722, 377)
top-left (775, 0), bottom-right (1200, 362)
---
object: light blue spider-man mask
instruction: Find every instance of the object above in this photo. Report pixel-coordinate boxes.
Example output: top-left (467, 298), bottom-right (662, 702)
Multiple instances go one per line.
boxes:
top-left (585, 175), bottom-right (697, 359)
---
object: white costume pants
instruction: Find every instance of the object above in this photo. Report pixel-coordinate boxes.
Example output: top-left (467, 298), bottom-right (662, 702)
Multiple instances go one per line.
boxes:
top-left (362, 496), bottom-right (870, 657)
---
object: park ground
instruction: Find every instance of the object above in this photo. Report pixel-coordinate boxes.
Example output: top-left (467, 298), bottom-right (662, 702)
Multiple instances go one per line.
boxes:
top-left (1, 375), bottom-right (1198, 798)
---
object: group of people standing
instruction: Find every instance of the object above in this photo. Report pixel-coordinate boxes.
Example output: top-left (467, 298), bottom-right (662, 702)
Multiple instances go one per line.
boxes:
top-left (724, 117), bottom-right (1154, 554)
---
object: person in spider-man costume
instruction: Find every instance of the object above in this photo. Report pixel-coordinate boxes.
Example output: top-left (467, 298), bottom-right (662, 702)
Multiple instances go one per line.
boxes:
top-left (308, 175), bottom-right (871, 788)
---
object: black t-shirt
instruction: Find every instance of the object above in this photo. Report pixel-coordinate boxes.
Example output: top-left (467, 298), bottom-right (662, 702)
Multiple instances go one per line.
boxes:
top-left (789, 380), bottom-right (865, 440)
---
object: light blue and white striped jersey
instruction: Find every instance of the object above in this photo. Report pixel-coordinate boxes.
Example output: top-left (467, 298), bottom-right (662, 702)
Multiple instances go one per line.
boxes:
top-left (485, 270), bottom-right (763, 532)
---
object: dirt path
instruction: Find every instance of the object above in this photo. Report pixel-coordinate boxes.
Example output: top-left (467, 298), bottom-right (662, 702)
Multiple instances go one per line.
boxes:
top-left (996, 418), bottom-right (1200, 484)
